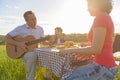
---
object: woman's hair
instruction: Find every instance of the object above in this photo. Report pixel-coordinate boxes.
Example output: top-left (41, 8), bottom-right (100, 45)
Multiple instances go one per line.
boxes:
top-left (23, 11), bottom-right (35, 20)
top-left (87, 0), bottom-right (113, 14)
top-left (55, 27), bottom-right (63, 32)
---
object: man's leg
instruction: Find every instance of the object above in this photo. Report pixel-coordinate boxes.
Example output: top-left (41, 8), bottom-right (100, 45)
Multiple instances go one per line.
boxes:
top-left (22, 51), bottom-right (37, 80)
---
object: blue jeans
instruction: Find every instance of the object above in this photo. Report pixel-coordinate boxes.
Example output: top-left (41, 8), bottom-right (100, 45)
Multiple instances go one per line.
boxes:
top-left (64, 61), bottom-right (118, 80)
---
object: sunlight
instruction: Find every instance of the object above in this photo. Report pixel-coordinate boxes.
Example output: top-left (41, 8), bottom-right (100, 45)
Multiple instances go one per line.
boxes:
top-left (54, 0), bottom-right (93, 34)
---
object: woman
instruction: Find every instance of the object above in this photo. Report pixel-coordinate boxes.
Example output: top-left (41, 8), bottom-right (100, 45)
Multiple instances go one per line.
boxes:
top-left (59, 0), bottom-right (118, 80)
top-left (49, 27), bottom-right (65, 45)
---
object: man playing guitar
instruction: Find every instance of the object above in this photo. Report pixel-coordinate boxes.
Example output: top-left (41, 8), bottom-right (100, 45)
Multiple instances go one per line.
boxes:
top-left (4, 11), bottom-right (44, 80)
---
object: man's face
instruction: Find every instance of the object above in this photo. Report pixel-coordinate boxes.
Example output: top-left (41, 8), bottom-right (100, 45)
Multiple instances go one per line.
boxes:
top-left (55, 29), bottom-right (62, 36)
top-left (26, 14), bottom-right (37, 28)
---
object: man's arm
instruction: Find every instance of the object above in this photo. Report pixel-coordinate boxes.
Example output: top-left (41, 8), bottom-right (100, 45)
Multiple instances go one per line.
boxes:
top-left (4, 34), bottom-right (27, 48)
top-left (4, 34), bottom-right (19, 46)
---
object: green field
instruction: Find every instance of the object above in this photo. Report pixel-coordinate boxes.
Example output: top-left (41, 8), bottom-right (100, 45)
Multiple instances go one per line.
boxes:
top-left (0, 45), bottom-right (120, 80)
top-left (0, 45), bottom-right (60, 80)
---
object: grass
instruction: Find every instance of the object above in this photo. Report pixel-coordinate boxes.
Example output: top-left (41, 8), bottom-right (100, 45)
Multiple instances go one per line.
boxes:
top-left (0, 45), bottom-right (120, 80)
top-left (0, 45), bottom-right (27, 80)
top-left (0, 45), bottom-right (59, 80)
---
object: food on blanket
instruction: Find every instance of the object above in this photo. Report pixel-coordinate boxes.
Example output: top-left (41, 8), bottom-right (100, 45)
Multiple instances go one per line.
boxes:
top-left (55, 41), bottom-right (75, 49)
top-left (64, 41), bottom-right (75, 48)
top-left (56, 45), bottom-right (65, 49)
top-left (114, 52), bottom-right (120, 60)
top-left (80, 42), bottom-right (86, 47)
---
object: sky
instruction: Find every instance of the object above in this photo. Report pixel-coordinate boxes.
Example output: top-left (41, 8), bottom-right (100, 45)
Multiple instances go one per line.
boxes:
top-left (0, 0), bottom-right (120, 35)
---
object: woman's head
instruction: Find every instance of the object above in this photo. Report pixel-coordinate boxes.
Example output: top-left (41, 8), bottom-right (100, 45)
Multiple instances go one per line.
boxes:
top-left (55, 27), bottom-right (63, 37)
top-left (87, 0), bottom-right (113, 16)
top-left (55, 27), bottom-right (62, 32)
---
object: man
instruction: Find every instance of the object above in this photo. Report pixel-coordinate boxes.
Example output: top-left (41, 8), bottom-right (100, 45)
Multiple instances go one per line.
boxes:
top-left (4, 11), bottom-right (44, 80)
top-left (42, 27), bottom-right (65, 80)
top-left (49, 27), bottom-right (65, 45)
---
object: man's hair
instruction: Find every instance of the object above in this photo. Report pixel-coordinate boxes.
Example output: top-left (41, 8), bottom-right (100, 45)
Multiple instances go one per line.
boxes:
top-left (55, 27), bottom-right (63, 32)
top-left (23, 11), bottom-right (35, 20)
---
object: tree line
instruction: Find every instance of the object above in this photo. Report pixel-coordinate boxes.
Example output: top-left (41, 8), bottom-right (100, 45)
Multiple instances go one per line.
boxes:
top-left (0, 33), bottom-right (118, 45)
top-left (0, 33), bottom-right (88, 45)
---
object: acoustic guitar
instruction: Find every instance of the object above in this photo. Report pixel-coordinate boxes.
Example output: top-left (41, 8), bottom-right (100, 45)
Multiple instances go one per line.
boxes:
top-left (6, 35), bottom-right (46, 59)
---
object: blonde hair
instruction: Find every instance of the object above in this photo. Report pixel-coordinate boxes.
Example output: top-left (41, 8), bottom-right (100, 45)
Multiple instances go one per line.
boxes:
top-left (87, 0), bottom-right (113, 14)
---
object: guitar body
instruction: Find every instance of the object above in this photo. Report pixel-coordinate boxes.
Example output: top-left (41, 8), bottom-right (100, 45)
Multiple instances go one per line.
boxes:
top-left (6, 35), bottom-right (38, 59)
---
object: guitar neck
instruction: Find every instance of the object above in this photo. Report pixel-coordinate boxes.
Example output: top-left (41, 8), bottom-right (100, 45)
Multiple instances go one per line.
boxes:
top-left (26, 37), bottom-right (45, 46)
